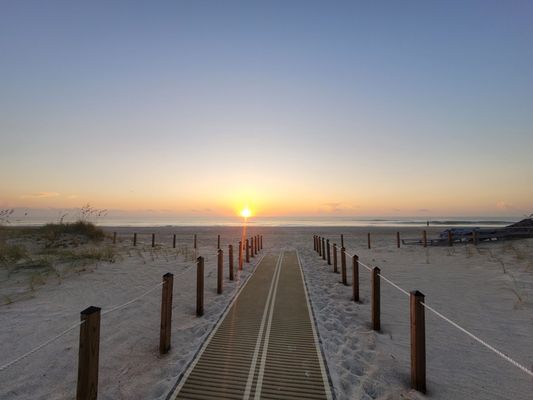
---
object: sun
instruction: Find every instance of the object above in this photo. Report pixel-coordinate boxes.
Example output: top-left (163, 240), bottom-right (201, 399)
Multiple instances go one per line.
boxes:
top-left (240, 207), bottom-right (252, 218)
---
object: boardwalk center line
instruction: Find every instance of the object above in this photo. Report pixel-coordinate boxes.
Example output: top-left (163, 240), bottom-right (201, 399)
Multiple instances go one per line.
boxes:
top-left (253, 251), bottom-right (284, 400)
top-left (243, 251), bottom-right (283, 400)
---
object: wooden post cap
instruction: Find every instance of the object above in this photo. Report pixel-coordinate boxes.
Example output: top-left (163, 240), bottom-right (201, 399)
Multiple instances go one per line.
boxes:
top-left (80, 306), bottom-right (101, 316)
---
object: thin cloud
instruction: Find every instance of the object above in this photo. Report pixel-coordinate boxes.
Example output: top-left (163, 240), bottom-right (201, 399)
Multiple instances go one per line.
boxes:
top-left (21, 192), bottom-right (60, 199)
top-left (319, 202), bottom-right (360, 213)
top-left (496, 201), bottom-right (513, 210)
top-left (320, 202), bottom-right (342, 213)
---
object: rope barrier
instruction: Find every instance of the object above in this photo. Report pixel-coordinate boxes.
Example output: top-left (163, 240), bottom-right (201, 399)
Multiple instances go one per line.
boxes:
top-left (358, 260), bottom-right (410, 297)
top-left (378, 274), bottom-right (410, 297)
top-left (1, 277), bottom-right (169, 372)
top-left (102, 281), bottom-right (164, 316)
top-left (320, 236), bottom-right (533, 379)
top-left (0, 320), bottom-right (84, 372)
top-left (1, 243), bottom-right (235, 375)
top-left (421, 301), bottom-right (533, 378)
top-left (344, 250), bottom-right (410, 296)
top-left (355, 258), bottom-right (372, 272)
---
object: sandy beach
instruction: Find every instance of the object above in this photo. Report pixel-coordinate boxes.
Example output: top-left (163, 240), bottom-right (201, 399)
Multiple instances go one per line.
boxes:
top-left (0, 226), bottom-right (531, 399)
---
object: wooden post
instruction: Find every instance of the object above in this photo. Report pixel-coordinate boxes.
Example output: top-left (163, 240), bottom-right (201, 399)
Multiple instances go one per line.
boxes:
top-left (172, 234), bottom-right (176, 249)
top-left (194, 234), bottom-right (197, 249)
top-left (313, 235), bottom-right (316, 251)
top-left (152, 233), bottom-right (155, 248)
top-left (397, 231), bottom-right (401, 248)
top-left (159, 273), bottom-right (173, 355)
top-left (76, 306), bottom-right (101, 400)
top-left (196, 257), bottom-right (204, 316)
top-left (367, 233), bottom-right (371, 249)
top-left (352, 255), bottom-right (359, 302)
top-left (217, 234), bottom-right (220, 250)
top-left (260, 235), bottom-right (263, 250)
top-left (333, 244), bottom-right (338, 273)
top-left (254, 236), bottom-right (258, 255)
top-left (238, 240), bottom-right (243, 270)
top-left (133, 233), bottom-right (137, 247)
top-left (423, 230), bottom-right (427, 248)
top-left (410, 291), bottom-right (426, 393)
top-left (229, 244), bottom-right (234, 281)
top-left (341, 234), bottom-right (344, 248)
top-left (217, 249), bottom-right (223, 294)
top-left (318, 236), bottom-right (322, 256)
top-left (246, 239), bottom-right (250, 263)
top-left (250, 237), bottom-right (255, 258)
top-left (322, 237), bottom-right (326, 260)
top-left (372, 267), bottom-right (381, 331)
top-left (341, 247), bottom-right (347, 285)
top-left (326, 239), bottom-right (331, 265)
top-left (472, 230), bottom-right (478, 245)
top-left (448, 230), bottom-right (453, 246)
top-left (112, 232), bottom-right (116, 244)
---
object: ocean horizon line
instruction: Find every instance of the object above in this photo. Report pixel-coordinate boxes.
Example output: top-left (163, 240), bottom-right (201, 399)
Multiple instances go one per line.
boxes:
top-left (5, 215), bottom-right (522, 228)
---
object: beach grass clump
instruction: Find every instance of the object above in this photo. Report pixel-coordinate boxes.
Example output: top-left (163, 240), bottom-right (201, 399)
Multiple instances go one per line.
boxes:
top-left (41, 246), bottom-right (116, 263)
top-left (71, 247), bottom-right (116, 263)
top-left (0, 242), bottom-right (29, 264)
top-left (38, 221), bottom-right (105, 243)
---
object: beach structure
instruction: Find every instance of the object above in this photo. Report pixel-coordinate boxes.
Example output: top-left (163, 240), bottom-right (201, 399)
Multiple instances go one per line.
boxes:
top-left (402, 218), bottom-right (533, 246)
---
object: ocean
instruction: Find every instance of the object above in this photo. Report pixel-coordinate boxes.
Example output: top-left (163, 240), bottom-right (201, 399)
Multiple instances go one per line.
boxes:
top-left (6, 214), bottom-right (519, 228)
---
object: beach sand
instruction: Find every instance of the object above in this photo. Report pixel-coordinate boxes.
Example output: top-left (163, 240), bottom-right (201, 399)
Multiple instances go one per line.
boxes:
top-left (0, 226), bottom-right (531, 399)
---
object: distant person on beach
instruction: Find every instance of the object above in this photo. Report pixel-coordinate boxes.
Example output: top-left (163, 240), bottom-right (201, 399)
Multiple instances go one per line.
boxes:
top-left (427, 220), bottom-right (429, 226)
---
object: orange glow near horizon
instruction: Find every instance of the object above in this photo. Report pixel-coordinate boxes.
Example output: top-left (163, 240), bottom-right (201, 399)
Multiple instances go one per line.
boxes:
top-left (2, 176), bottom-right (532, 218)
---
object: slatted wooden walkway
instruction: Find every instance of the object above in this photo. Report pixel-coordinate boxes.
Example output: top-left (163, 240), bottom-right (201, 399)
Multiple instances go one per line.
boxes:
top-left (169, 251), bottom-right (332, 400)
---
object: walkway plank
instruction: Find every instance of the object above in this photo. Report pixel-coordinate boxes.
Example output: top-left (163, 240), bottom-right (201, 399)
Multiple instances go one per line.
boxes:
top-left (170, 251), bottom-right (331, 400)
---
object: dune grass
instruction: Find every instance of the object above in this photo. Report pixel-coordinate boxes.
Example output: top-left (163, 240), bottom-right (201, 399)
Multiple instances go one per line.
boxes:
top-left (0, 220), bottom-right (114, 303)
top-left (37, 221), bottom-right (105, 242)
top-left (0, 242), bottom-right (29, 264)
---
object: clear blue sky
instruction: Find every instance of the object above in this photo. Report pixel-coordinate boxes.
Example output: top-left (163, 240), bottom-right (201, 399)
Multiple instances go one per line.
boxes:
top-left (1, 1), bottom-right (532, 217)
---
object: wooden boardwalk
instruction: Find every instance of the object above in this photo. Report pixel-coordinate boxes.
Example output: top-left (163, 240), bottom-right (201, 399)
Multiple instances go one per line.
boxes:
top-left (169, 251), bottom-right (332, 400)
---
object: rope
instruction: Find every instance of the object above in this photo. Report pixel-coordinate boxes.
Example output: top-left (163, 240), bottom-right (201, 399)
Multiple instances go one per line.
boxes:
top-left (356, 259), bottom-right (373, 272)
top-left (378, 274), bottom-right (410, 297)
top-left (1, 278), bottom-right (168, 372)
top-left (102, 282), bottom-right (164, 316)
top-left (357, 260), bottom-right (410, 296)
top-left (421, 301), bottom-right (533, 378)
top-left (338, 250), bottom-right (410, 296)
top-left (320, 237), bottom-right (533, 379)
top-left (0, 320), bottom-right (84, 372)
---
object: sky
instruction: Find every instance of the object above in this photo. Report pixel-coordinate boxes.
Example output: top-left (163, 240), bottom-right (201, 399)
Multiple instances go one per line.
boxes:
top-left (1, 1), bottom-right (532, 219)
